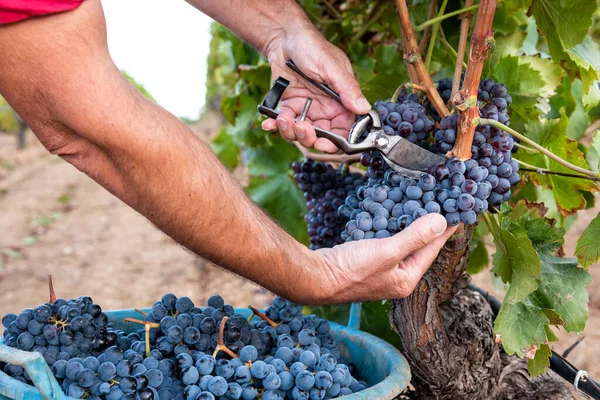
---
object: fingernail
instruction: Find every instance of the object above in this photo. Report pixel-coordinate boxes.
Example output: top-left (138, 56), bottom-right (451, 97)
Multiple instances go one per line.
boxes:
top-left (295, 124), bottom-right (306, 140)
top-left (356, 97), bottom-right (371, 112)
top-left (430, 214), bottom-right (447, 234)
top-left (277, 118), bottom-right (288, 132)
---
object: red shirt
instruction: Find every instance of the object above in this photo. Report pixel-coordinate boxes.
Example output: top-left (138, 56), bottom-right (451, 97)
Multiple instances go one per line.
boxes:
top-left (0, 0), bottom-right (84, 24)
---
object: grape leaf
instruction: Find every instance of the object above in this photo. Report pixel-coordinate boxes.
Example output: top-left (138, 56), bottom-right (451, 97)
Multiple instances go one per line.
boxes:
top-left (492, 224), bottom-right (540, 303)
top-left (245, 138), bottom-right (307, 243)
top-left (494, 0), bottom-right (531, 35)
top-left (527, 343), bottom-right (552, 378)
top-left (466, 223), bottom-right (490, 275)
top-left (528, 253), bottom-right (591, 332)
top-left (504, 201), bottom-right (565, 254)
top-left (211, 128), bottom-right (240, 170)
top-left (494, 32), bottom-right (527, 59)
top-left (486, 56), bottom-right (545, 120)
top-left (565, 80), bottom-right (590, 141)
top-left (516, 112), bottom-right (597, 215)
top-left (531, 0), bottom-right (600, 110)
top-left (494, 299), bottom-right (549, 358)
top-left (519, 56), bottom-right (563, 98)
top-left (590, 131), bottom-right (600, 171)
top-left (361, 74), bottom-right (406, 104)
top-left (575, 212), bottom-right (600, 269)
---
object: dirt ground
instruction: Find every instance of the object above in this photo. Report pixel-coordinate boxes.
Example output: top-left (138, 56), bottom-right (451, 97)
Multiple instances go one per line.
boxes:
top-left (0, 123), bottom-right (599, 386)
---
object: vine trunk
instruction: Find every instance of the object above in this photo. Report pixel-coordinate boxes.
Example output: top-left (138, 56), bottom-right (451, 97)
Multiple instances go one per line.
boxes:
top-left (389, 227), bottom-right (573, 399)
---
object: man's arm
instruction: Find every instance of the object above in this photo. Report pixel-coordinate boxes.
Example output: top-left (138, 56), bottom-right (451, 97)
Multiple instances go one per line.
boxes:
top-left (0, 0), bottom-right (456, 305)
top-left (186, 0), bottom-right (371, 153)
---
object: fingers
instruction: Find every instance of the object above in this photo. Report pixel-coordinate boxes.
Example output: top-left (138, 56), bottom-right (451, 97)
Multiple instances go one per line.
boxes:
top-left (394, 226), bottom-right (459, 290)
top-left (382, 214), bottom-right (450, 261)
top-left (322, 58), bottom-right (371, 115)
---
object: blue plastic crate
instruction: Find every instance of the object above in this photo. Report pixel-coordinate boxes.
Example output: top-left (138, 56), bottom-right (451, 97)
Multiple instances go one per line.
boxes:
top-left (0, 305), bottom-right (410, 400)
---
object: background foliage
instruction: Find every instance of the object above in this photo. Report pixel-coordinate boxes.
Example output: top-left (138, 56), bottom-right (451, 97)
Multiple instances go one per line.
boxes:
top-left (206, 0), bottom-right (600, 376)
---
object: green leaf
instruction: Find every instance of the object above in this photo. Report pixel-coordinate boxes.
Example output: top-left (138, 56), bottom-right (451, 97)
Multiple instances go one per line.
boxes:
top-left (519, 56), bottom-right (563, 98)
top-left (360, 301), bottom-right (402, 349)
top-left (211, 128), bottom-right (240, 170)
top-left (494, 0), bottom-right (531, 34)
top-left (245, 138), bottom-right (307, 243)
top-left (504, 201), bottom-right (565, 254)
top-left (487, 56), bottom-right (545, 117)
top-left (532, 0), bottom-right (600, 110)
top-left (373, 44), bottom-right (403, 75)
top-left (466, 224), bottom-right (490, 275)
top-left (517, 112), bottom-right (597, 215)
top-left (492, 224), bottom-right (541, 303)
top-left (527, 343), bottom-right (552, 378)
top-left (575, 212), bottom-right (600, 269)
top-left (589, 131), bottom-right (600, 171)
top-left (494, 299), bottom-right (549, 358)
top-left (565, 80), bottom-right (590, 141)
top-left (528, 253), bottom-right (591, 332)
top-left (361, 74), bottom-right (406, 104)
top-left (494, 32), bottom-right (527, 59)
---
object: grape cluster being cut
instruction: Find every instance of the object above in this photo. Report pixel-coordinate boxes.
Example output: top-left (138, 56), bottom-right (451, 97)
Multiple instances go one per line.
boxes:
top-left (363, 99), bottom-right (436, 179)
top-left (1, 290), bottom-right (367, 400)
top-left (336, 78), bottom-right (520, 241)
top-left (292, 160), bottom-right (366, 250)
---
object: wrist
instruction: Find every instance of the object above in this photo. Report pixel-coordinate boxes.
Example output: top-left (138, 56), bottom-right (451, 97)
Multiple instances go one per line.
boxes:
top-left (284, 247), bottom-right (338, 306)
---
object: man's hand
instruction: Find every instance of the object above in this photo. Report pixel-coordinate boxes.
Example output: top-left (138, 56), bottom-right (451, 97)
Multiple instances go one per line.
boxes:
top-left (295, 214), bottom-right (458, 305)
top-left (261, 27), bottom-right (371, 153)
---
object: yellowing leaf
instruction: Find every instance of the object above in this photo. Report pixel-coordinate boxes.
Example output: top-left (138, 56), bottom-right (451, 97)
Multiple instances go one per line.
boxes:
top-left (575, 212), bottom-right (600, 269)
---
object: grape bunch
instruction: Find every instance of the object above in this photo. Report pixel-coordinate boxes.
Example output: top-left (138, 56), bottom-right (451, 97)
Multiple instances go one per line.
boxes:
top-left (1, 292), bottom-right (367, 400)
top-left (362, 99), bottom-right (436, 179)
top-left (292, 160), bottom-right (366, 250)
top-left (434, 79), bottom-right (520, 209)
top-left (339, 79), bottom-right (520, 241)
top-left (0, 295), bottom-right (133, 382)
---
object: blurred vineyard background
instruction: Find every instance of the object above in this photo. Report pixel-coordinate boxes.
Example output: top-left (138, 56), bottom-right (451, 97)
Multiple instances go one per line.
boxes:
top-left (1, 0), bottom-right (600, 386)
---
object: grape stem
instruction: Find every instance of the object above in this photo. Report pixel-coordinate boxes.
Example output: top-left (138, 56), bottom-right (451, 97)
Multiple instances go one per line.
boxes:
top-left (123, 318), bottom-right (160, 357)
top-left (418, 0), bottom-right (438, 55)
top-left (133, 308), bottom-right (148, 317)
top-left (514, 143), bottom-right (537, 153)
top-left (450, 0), bottom-right (497, 160)
top-left (451, 0), bottom-right (475, 100)
top-left (212, 316), bottom-right (240, 358)
top-left (479, 119), bottom-right (600, 179)
top-left (482, 212), bottom-right (507, 255)
top-left (292, 141), bottom-right (361, 163)
top-left (439, 31), bottom-right (468, 70)
top-left (391, 82), bottom-right (427, 102)
top-left (395, 0), bottom-right (450, 118)
top-left (48, 274), bottom-right (56, 304)
top-left (514, 159), bottom-right (600, 182)
top-left (424, 0), bottom-right (449, 73)
top-left (248, 305), bottom-right (278, 329)
top-left (414, 3), bottom-right (482, 32)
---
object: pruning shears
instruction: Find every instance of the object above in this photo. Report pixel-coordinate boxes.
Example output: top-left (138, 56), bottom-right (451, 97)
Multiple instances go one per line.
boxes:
top-left (257, 59), bottom-right (446, 178)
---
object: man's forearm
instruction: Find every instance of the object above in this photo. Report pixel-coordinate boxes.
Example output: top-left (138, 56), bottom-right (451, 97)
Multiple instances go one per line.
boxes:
top-left (186, 0), bottom-right (313, 56)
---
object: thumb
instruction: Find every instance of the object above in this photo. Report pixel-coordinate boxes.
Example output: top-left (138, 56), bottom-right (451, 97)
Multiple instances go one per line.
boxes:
top-left (382, 214), bottom-right (448, 260)
top-left (323, 62), bottom-right (371, 115)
